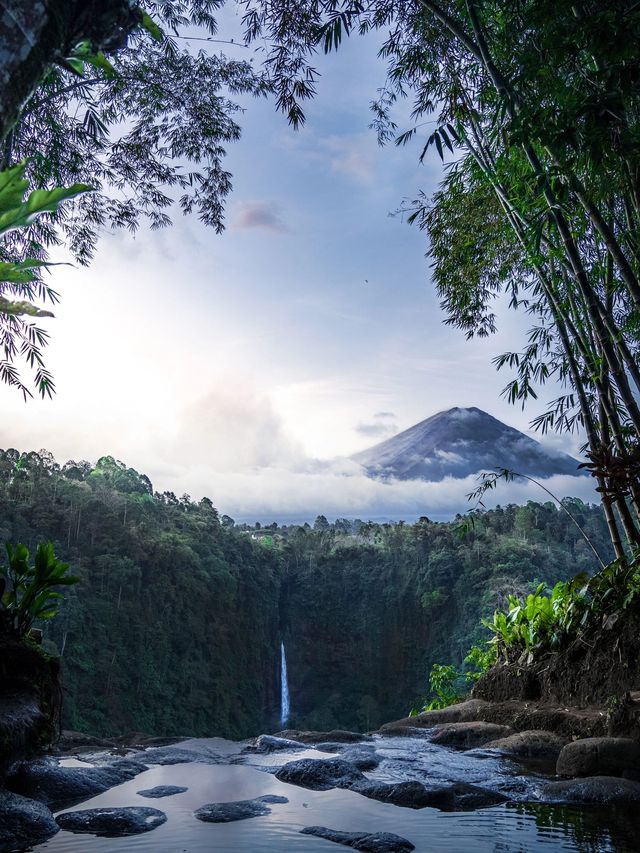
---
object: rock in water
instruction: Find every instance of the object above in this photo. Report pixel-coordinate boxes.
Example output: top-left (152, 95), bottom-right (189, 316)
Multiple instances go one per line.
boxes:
top-left (275, 758), bottom-right (365, 790)
top-left (482, 730), bottom-right (568, 761)
top-left (301, 826), bottom-right (415, 852)
top-left (137, 785), bottom-right (188, 798)
top-left (556, 737), bottom-right (640, 778)
top-left (194, 795), bottom-right (288, 823)
top-left (56, 807), bottom-right (166, 837)
top-left (541, 776), bottom-right (640, 805)
top-left (428, 721), bottom-right (514, 748)
top-left (6, 758), bottom-right (149, 809)
top-left (0, 790), bottom-right (59, 851)
top-left (244, 734), bottom-right (307, 753)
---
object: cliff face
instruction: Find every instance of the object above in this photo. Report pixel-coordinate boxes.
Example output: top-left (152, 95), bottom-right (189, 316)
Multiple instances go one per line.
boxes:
top-left (473, 601), bottom-right (640, 731)
top-left (0, 638), bottom-right (59, 777)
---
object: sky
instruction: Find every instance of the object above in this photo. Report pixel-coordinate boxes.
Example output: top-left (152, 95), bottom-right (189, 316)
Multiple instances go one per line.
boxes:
top-left (0, 20), bottom-right (599, 522)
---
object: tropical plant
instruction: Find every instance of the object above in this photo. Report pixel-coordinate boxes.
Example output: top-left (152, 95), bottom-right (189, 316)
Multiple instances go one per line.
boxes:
top-left (0, 541), bottom-right (79, 638)
top-left (0, 162), bottom-right (90, 397)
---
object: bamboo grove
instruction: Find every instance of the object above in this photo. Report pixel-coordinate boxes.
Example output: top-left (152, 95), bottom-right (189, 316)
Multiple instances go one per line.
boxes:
top-left (241, 0), bottom-right (640, 560)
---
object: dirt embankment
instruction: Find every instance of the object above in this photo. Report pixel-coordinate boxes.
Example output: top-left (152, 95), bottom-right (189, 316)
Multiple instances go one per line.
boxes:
top-left (0, 637), bottom-right (60, 777)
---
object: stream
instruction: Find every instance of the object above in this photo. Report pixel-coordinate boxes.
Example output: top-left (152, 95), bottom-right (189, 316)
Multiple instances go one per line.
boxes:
top-left (29, 733), bottom-right (640, 852)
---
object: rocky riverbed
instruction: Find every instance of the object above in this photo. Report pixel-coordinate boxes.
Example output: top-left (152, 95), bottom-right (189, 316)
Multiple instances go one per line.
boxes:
top-left (2, 700), bottom-right (640, 852)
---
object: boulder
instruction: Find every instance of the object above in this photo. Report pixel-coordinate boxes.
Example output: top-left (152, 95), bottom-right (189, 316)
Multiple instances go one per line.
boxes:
top-left (378, 700), bottom-right (492, 732)
top-left (0, 789), bottom-right (59, 851)
top-left (245, 735), bottom-right (307, 753)
top-left (194, 795), bottom-right (288, 823)
top-left (301, 826), bottom-right (414, 852)
top-left (353, 780), bottom-right (436, 809)
top-left (556, 737), bottom-right (640, 778)
top-left (137, 785), bottom-right (188, 798)
top-left (354, 780), bottom-right (506, 811)
top-left (6, 757), bottom-right (148, 809)
top-left (56, 806), bottom-right (166, 836)
top-left (140, 745), bottom-right (222, 765)
top-left (429, 721), bottom-right (514, 749)
top-left (275, 758), bottom-right (365, 791)
top-left (338, 746), bottom-right (381, 770)
top-left (483, 730), bottom-right (568, 761)
top-left (276, 730), bottom-right (372, 744)
top-left (540, 776), bottom-right (640, 805)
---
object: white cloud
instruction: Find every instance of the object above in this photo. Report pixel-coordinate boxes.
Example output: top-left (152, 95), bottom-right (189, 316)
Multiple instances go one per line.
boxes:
top-left (165, 464), bottom-right (599, 524)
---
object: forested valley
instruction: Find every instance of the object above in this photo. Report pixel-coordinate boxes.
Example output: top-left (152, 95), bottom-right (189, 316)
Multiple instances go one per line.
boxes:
top-left (0, 448), bottom-right (612, 738)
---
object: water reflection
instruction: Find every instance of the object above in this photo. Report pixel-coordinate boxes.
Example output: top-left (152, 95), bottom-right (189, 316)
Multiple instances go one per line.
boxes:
top-left (509, 802), bottom-right (640, 853)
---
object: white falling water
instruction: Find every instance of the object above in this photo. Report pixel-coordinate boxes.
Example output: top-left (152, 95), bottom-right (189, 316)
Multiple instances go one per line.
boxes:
top-left (280, 641), bottom-right (290, 727)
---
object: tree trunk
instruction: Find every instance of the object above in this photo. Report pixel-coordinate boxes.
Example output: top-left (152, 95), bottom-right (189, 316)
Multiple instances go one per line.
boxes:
top-left (0, 0), bottom-right (140, 141)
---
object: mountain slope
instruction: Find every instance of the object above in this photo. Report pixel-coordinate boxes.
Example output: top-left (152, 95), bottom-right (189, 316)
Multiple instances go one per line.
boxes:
top-left (352, 407), bottom-right (582, 481)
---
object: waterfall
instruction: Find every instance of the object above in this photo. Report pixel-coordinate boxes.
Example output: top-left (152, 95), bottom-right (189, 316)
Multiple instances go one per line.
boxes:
top-left (280, 641), bottom-right (290, 727)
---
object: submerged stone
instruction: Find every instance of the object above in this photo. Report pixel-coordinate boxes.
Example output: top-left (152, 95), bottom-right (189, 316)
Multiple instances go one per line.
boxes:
top-left (301, 826), bottom-right (415, 852)
top-left (137, 785), bottom-right (188, 798)
top-left (194, 794), bottom-right (288, 823)
top-left (0, 789), bottom-right (59, 851)
top-left (56, 806), bottom-right (166, 837)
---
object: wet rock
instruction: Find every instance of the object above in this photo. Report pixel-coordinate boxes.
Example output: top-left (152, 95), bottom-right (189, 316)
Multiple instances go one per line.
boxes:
top-left (301, 826), bottom-right (414, 852)
top-left (354, 780), bottom-right (506, 811)
top-left (483, 730), bottom-right (568, 761)
top-left (378, 699), bottom-right (607, 740)
top-left (137, 785), bottom-right (188, 798)
top-left (374, 725), bottom-right (436, 738)
top-left (58, 730), bottom-right (115, 753)
top-left (378, 700), bottom-right (492, 732)
top-left (445, 784), bottom-right (508, 811)
top-left (339, 747), bottom-right (381, 771)
top-left (245, 734), bottom-right (307, 753)
top-left (275, 758), bottom-right (365, 790)
top-left (429, 721), bottom-right (514, 749)
top-left (556, 737), bottom-right (640, 778)
top-left (276, 729), bottom-right (372, 744)
top-left (354, 780), bottom-right (436, 809)
top-left (56, 806), bottom-right (166, 837)
top-left (140, 745), bottom-right (222, 765)
top-left (6, 757), bottom-right (148, 809)
top-left (194, 795), bottom-right (288, 823)
top-left (0, 789), bottom-right (59, 851)
top-left (540, 775), bottom-right (640, 805)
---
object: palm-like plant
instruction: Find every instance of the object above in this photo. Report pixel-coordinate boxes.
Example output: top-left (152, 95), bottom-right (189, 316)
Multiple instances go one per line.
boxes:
top-left (0, 541), bottom-right (79, 637)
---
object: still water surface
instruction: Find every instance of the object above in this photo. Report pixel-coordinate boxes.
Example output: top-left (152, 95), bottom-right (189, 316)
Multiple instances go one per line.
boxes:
top-left (34, 737), bottom-right (640, 852)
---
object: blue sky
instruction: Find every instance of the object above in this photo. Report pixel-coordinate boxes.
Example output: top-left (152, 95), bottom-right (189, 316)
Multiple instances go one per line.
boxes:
top-left (0, 24), bottom-right (598, 521)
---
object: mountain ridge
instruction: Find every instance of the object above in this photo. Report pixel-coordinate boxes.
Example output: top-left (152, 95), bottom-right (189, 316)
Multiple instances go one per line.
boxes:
top-left (352, 406), bottom-right (583, 482)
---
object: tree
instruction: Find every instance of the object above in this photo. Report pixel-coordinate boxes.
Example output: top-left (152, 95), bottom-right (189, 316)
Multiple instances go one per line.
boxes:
top-left (240, 0), bottom-right (640, 559)
top-left (0, 1), bottom-right (140, 143)
top-left (0, 2), bottom-right (267, 394)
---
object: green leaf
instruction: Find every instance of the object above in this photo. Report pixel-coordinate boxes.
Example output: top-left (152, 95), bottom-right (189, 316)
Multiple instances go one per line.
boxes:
top-left (85, 52), bottom-right (117, 78)
top-left (140, 11), bottom-right (163, 42)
